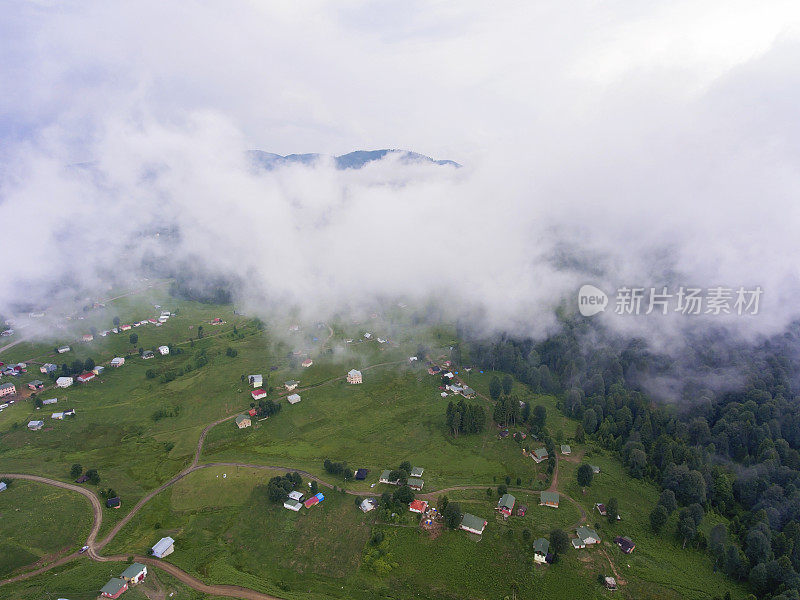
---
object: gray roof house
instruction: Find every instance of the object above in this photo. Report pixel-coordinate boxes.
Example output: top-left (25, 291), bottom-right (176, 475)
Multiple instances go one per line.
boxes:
top-left (151, 536), bottom-right (175, 558)
top-left (410, 467), bottom-right (424, 478)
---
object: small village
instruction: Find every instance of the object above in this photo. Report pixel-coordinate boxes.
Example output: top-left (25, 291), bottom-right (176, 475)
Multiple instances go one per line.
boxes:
top-left (0, 309), bottom-right (671, 599)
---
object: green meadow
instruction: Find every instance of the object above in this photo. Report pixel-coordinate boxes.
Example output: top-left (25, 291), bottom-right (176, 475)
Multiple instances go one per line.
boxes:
top-left (0, 287), bottom-right (748, 599)
top-left (0, 479), bottom-right (93, 577)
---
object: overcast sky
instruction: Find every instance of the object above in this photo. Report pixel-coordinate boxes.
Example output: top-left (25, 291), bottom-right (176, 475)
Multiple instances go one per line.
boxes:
top-left (2, 1), bottom-right (800, 346)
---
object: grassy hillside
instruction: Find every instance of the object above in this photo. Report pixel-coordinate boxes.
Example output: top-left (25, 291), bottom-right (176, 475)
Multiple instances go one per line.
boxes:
top-left (0, 479), bottom-right (93, 577)
top-left (0, 287), bottom-right (749, 599)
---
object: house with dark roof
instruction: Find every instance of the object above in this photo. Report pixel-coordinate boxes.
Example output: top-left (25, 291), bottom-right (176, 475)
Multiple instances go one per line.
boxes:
top-left (106, 497), bottom-right (121, 509)
top-left (27, 380), bottom-right (44, 391)
top-left (615, 536), bottom-right (635, 554)
top-left (354, 468), bottom-right (368, 480)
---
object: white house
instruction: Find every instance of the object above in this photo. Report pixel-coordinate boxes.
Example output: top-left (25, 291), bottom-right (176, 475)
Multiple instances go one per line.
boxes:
top-left (533, 538), bottom-right (549, 563)
top-left (347, 369), bottom-right (362, 384)
top-left (460, 513), bottom-right (487, 535)
top-left (42, 398), bottom-right (57, 405)
top-left (52, 412), bottom-right (64, 420)
top-left (287, 393), bottom-right (301, 404)
top-left (283, 499), bottom-right (302, 511)
top-left (110, 357), bottom-right (125, 367)
top-left (251, 389), bottom-right (267, 401)
top-left (360, 498), bottom-right (377, 513)
top-left (57, 346), bottom-right (71, 354)
top-left (0, 482), bottom-right (6, 492)
top-left (56, 377), bottom-right (73, 388)
top-left (575, 526), bottom-right (601, 547)
top-left (158, 346), bottom-right (170, 356)
top-left (249, 374), bottom-right (263, 388)
top-left (151, 537), bottom-right (175, 558)
top-left (284, 380), bottom-right (298, 391)
top-left (120, 563), bottom-right (148, 585)
top-left (27, 420), bottom-right (44, 430)
top-left (288, 490), bottom-right (304, 501)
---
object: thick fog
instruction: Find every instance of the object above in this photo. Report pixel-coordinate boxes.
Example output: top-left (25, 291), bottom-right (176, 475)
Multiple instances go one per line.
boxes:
top-left (2, 1), bottom-right (800, 350)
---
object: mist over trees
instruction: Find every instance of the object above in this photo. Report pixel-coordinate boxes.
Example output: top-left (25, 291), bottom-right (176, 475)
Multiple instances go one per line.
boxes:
top-left (458, 317), bottom-right (800, 599)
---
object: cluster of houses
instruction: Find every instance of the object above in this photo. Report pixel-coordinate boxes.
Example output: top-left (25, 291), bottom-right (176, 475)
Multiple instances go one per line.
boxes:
top-left (379, 466), bottom-right (425, 491)
top-left (28, 400), bottom-right (76, 430)
top-left (1, 362), bottom-right (27, 378)
top-left (443, 383), bottom-right (476, 398)
top-left (88, 310), bottom-right (174, 347)
top-left (283, 490), bottom-right (325, 512)
top-left (99, 563), bottom-right (148, 598)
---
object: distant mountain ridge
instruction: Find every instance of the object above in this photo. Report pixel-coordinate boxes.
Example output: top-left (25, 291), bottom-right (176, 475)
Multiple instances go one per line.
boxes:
top-left (249, 149), bottom-right (460, 170)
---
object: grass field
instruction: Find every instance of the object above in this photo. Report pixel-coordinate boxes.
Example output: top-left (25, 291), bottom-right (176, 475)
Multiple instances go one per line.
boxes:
top-left (0, 479), bottom-right (93, 578)
top-left (0, 286), bottom-right (750, 599)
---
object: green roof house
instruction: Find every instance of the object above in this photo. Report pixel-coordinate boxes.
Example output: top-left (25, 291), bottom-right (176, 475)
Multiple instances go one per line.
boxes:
top-left (100, 577), bottom-right (128, 598)
top-left (577, 525), bottom-right (600, 545)
top-left (460, 512), bottom-right (487, 535)
top-left (407, 477), bottom-right (424, 490)
top-left (533, 537), bottom-right (550, 563)
top-left (120, 562), bottom-right (147, 584)
top-left (532, 447), bottom-right (549, 463)
top-left (410, 466), bottom-right (424, 478)
top-left (498, 493), bottom-right (516, 516)
top-left (540, 491), bottom-right (559, 508)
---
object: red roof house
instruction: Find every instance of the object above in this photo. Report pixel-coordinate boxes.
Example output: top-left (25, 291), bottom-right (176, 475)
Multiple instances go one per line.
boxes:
top-left (248, 408), bottom-right (257, 417)
top-left (251, 389), bottom-right (267, 400)
top-left (77, 372), bottom-right (96, 383)
top-left (409, 500), bottom-right (428, 514)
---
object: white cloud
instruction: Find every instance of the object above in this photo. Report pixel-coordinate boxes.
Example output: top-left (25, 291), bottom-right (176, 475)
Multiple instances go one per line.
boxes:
top-left (1, 0), bottom-right (800, 347)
